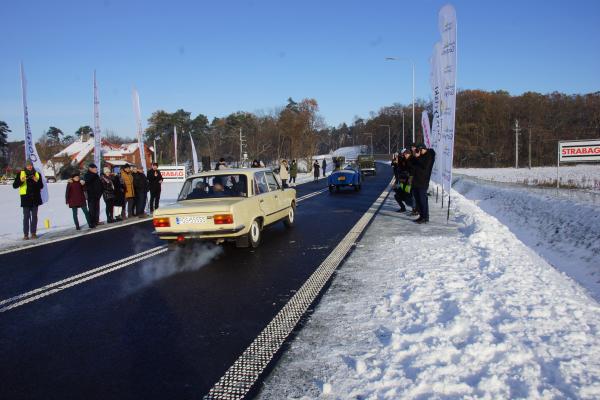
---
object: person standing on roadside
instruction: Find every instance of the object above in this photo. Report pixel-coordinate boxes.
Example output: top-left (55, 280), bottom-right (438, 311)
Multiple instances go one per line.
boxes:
top-left (251, 159), bottom-right (261, 168)
top-left (100, 167), bottom-right (116, 223)
top-left (12, 160), bottom-right (43, 240)
top-left (65, 171), bottom-right (91, 230)
top-left (313, 160), bottom-right (320, 182)
top-left (112, 168), bottom-right (125, 221)
top-left (120, 164), bottom-right (135, 219)
top-left (411, 144), bottom-right (435, 224)
top-left (215, 158), bottom-right (227, 170)
top-left (83, 163), bottom-right (103, 228)
top-left (147, 162), bottom-right (163, 213)
top-left (289, 159), bottom-right (298, 186)
top-left (132, 165), bottom-right (148, 217)
top-left (321, 158), bottom-right (327, 177)
top-left (279, 159), bottom-right (289, 188)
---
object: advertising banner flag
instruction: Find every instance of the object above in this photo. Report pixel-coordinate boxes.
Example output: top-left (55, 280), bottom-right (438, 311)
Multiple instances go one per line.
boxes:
top-left (93, 70), bottom-right (101, 169)
top-left (189, 133), bottom-right (199, 173)
top-left (422, 111), bottom-right (432, 149)
top-left (438, 4), bottom-right (457, 193)
top-left (132, 89), bottom-right (147, 174)
top-left (429, 42), bottom-right (443, 185)
top-left (20, 63), bottom-right (48, 203)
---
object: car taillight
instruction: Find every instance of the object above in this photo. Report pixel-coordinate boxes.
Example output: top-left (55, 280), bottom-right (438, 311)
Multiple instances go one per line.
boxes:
top-left (153, 217), bottom-right (170, 228)
top-left (213, 214), bottom-right (234, 224)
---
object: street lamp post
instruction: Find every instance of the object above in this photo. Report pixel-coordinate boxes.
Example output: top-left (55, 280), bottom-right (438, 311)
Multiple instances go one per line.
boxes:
top-left (402, 110), bottom-right (405, 150)
top-left (380, 125), bottom-right (391, 154)
top-left (385, 57), bottom-right (415, 144)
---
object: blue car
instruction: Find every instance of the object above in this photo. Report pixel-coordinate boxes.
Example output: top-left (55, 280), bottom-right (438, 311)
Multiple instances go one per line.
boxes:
top-left (328, 164), bottom-right (362, 193)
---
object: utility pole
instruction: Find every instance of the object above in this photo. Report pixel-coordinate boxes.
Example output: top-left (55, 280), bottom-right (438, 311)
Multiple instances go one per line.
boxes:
top-left (402, 110), bottom-right (405, 149)
top-left (239, 127), bottom-right (245, 167)
top-left (528, 127), bottom-right (532, 169)
top-left (515, 120), bottom-right (520, 168)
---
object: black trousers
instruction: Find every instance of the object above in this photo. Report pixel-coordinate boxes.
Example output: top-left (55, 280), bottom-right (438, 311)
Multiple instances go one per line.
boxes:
top-left (87, 198), bottom-right (101, 227)
top-left (105, 199), bottom-right (115, 222)
top-left (149, 190), bottom-right (161, 212)
top-left (414, 187), bottom-right (429, 220)
top-left (22, 206), bottom-right (38, 235)
top-left (135, 193), bottom-right (146, 216)
top-left (394, 191), bottom-right (413, 210)
top-left (125, 198), bottom-right (135, 218)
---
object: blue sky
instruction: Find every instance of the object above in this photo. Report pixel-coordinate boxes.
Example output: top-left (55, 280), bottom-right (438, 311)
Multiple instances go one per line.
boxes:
top-left (1, 0), bottom-right (599, 141)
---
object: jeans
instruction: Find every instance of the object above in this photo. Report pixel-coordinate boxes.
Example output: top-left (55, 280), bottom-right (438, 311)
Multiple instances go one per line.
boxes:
top-left (149, 190), bottom-right (161, 212)
top-left (72, 206), bottom-right (91, 229)
top-left (125, 198), bottom-right (135, 218)
top-left (134, 194), bottom-right (146, 216)
top-left (87, 198), bottom-right (101, 227)
top-left (414, 187), bottom-right (429, 220)
top-left (290, 176), bottom-right (296, 184)
top-left (22, 206), bottom-right (38, 236)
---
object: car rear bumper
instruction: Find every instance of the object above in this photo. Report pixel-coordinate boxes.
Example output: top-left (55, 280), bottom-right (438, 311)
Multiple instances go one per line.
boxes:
top-left (153, 224), bottom-right (246, 240)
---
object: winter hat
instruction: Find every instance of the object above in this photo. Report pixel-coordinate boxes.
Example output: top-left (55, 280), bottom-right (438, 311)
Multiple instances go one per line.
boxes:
top-left (71, 171), bottom-right (81, 178)
top-left (123, 163), bottom-right (131, 169)
top-left (416, 143), bottom-right (427, 150)
top-left (88, 163), bottom-right (98, 169)
top-left (25, 159), bottom-right (34, 167)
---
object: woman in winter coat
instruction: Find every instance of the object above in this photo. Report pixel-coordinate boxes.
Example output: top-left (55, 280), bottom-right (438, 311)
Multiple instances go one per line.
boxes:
top-left (100, 167), bottom-right (116, 223)
top-left (313, 160), bottom-right (320, 181)
top-left (65, 172), bottom-right (91, 230)
top-left (279, 159), bottom-right (290, 187)
top-left (111, 172), bottom-right (125, 221)
top-left (119, 164), bottom-right (135, 218)
top-left (289, 160), bottom-right (298, 186)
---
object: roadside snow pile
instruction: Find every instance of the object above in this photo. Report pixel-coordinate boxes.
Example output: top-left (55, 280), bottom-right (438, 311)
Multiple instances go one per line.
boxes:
top-left (258, 188), bottom-right (600, 399)
top-left (454, 176), bottom-right (600, 301)
top-left (332, 145), bottom-right (367, 161)
top-left (455, 164), bottom-right (600, 191)
top-left (0, 182), bottom-right (183, 245)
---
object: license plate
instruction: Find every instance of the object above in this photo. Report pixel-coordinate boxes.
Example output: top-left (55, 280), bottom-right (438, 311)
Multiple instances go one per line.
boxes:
top-left (175, 216), bottom-right (207, 225)
top-left (338, 176), bottom-right (346, 181)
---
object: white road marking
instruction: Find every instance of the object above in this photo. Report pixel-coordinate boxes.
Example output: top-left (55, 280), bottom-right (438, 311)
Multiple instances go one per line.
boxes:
top-left (0, 245), bottom-right (168, 313)
top-left (204, 179), bottom-right (393, 399)
top-left (296, 187), bottom-right (328, 202)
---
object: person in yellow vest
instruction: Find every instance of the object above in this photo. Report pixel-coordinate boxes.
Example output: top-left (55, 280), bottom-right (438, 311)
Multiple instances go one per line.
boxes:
top-left (12, 160), bottom-right (44, 240)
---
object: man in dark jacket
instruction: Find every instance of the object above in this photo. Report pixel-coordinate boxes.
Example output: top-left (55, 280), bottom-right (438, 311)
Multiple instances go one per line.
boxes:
top-left (146, 163), bottom-right (163, 213)
top-left (321, 159), bottom-right (327, 177)
top-left (13, 160), bottom-right (44, 239)
top-left (411, 144), bottom-right (435, 223)
top-left (132, 166), bottom-right (148, 216)
top-left (83, 163), bottom-right (103, 228)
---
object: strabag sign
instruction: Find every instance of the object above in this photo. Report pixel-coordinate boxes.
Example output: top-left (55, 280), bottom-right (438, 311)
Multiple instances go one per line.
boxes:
top-left (559, 140), bottom-right (600, 163)
top-left (158, 165), bottom-right (186, 182)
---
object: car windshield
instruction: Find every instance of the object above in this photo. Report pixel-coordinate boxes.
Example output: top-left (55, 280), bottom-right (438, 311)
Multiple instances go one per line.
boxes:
top-left (178, 174), bottom-right (248, 200)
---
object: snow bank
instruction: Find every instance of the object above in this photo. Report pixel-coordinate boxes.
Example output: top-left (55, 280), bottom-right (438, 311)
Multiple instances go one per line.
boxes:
top-left (332, 145), bottom-right (366, 161)
top-left (0, 182), bottom-right (183, 245)
top-left (455, 164), bottom-right (600, 192)
top-left (258, 187), bottom-right (600, 399)
top-left (453, 176), bottom-right (600, 301)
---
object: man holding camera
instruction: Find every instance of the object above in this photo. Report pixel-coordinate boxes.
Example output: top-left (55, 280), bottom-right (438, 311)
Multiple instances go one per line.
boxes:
top-left (13, 160), bottom-right (44, 240)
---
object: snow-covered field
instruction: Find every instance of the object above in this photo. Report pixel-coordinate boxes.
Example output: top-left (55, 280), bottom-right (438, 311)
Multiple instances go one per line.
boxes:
top-left (455, 164), bottom-right (600, 192)
top-left (0, 181), bottom-right (184, 246)
top-left (258, 185), bottom-right (600, 399)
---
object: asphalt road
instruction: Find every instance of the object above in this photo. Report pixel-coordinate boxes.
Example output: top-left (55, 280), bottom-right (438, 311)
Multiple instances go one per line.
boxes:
top-left (0, 165), bottom-right (392, 399)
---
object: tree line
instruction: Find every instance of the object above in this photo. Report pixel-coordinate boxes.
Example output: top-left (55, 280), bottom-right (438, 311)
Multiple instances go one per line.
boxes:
top-left (1, 90), bottom-right (599, 173)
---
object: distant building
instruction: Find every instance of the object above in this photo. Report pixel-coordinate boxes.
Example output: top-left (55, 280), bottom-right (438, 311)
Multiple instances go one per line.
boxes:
top-left (44, 137), bottom-right (154, 179)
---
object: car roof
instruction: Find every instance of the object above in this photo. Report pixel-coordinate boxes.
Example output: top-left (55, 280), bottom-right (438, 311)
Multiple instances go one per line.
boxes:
top-left (186, 168), bottom-right (272, 180)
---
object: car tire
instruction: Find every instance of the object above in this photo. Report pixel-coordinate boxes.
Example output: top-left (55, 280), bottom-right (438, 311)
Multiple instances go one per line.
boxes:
top-left (354, 184), bottom-right (360, 192)
top-left (335, 185), bottom-right (340, 192)
top-left (329, 185), bottom-right (335, 193)
top-left (283, 204), bottom-right (295, 228)
top-left (248, 219), bottom-right (262, 248)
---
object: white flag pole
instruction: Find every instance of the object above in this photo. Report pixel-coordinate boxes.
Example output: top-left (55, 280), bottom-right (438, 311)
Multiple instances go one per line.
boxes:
top-left (20, 63), bottom-right (48, 203)
top-left (189, 133), bottom-right (199, 173)
top-left (93, 70), bottom-right (101, 168)
top-left (132, 88), bottom-right (147, 174)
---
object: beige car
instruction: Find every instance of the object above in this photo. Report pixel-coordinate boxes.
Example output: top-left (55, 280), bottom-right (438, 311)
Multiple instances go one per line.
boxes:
top-left (152, 168), bottom-right (296, 248)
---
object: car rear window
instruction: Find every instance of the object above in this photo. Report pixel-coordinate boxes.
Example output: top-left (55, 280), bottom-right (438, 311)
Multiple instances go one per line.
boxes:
top-left (178, 174), bottom-right (248, 200)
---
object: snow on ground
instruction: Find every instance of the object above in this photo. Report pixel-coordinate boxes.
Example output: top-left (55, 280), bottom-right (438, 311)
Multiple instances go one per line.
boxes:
top-left (453, 176), bottom-right (600, 302)
top-left (0, 181), bottom-right (183, 246)
top-left (455, 164), bottom-right (600, 192)
top-left (258, 186), bottom-right (600, 399)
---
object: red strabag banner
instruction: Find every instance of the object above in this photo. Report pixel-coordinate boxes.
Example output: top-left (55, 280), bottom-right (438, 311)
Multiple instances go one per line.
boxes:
top-left (559, 140), bottom-right (600, 162)
top-left (159, 165), bottom-right (186, 182)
